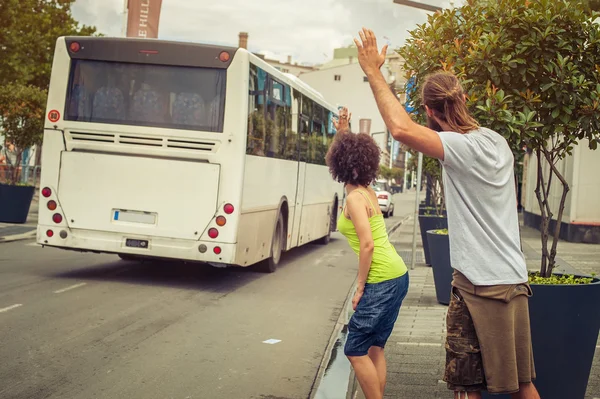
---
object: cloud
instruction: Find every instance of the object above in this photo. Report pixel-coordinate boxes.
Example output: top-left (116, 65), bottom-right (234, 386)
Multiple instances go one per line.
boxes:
top-left (71, 0), bottom-right (461, 64)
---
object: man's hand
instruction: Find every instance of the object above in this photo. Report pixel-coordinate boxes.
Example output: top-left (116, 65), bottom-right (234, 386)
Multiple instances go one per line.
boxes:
top-left (354, 28), bottom-right (388, 76)
top-left (333, 107), bottom-right (352, 132)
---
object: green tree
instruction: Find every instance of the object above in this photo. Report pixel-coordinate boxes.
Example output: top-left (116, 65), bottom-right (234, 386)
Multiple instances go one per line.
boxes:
top-left (391, 167), bottom-right (404, 183)
top-left (399, 0), bottom-right (600, 277)
top-left (0, 0), bottom-right (97, 89)
top-left (0, 84), bottom-right (47, 185)
top-left (378, 165), bottom-right (393, 181)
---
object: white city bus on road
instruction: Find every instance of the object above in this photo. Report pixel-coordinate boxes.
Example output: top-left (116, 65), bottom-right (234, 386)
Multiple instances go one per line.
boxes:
top-left (38, 36), bottom-right (343, 272)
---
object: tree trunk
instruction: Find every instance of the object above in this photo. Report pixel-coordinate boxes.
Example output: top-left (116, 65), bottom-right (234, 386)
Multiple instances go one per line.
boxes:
top-left (534, 148), bottom-right (551, 277)
top-left (542, 148), bottom-right (570, 277)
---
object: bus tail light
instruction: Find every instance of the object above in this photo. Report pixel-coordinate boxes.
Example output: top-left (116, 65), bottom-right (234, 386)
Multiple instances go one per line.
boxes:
top-left (42, 187), bottom-right (52, 198)
top-left (47, 200), bottom-right (57, 211)
top-left (46, 230), bottom-right (54, 238)
top-left (216, 216), bottom-right (226, 227)
top-left (214, 246), bottom-right (222, 255)
top-left (52, 213), bottom-right (63, 224)
top-left (219, 51), bottom-right (230, 62)
top-left (69, 42), bottom-right (81, 53)
top-left (208, 228), bottom-right (219, 239)
top-left (224, 204), bottom-right (234, 214)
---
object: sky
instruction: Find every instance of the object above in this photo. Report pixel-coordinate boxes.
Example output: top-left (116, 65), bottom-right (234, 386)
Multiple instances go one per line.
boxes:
top-left (71, 0), bottom-right (459, 66)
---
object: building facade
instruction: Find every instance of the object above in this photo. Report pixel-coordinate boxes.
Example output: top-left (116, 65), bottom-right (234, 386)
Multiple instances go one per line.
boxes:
top-left (522, 139), bottom-right (600, 243)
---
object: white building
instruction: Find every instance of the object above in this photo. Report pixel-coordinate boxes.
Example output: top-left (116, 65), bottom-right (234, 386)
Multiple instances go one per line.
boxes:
top-left (299, 45), bottom-right (405, 168)
top-left (238, 32), bottom-right (316, 77)
top-left (522, 139), bottom-right (600, 243)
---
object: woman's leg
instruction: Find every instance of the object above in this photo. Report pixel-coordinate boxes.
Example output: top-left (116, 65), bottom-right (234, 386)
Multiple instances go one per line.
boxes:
top-left (348, 355), bottom-right (382, 399)
top-left (368, 346), bottom-right (387, 395)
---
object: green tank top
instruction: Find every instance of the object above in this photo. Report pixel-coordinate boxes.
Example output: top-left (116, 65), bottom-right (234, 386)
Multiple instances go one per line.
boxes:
top-left (338, 190), bottom-right (408, 284)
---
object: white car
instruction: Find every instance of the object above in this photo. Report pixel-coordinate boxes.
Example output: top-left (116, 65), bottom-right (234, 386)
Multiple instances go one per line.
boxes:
top-left (372, 181), bottom-right (395, 218)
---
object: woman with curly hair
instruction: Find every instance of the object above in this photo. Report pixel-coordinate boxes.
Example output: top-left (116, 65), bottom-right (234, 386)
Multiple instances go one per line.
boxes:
top-left (326, 108), bottom-right (409, 399)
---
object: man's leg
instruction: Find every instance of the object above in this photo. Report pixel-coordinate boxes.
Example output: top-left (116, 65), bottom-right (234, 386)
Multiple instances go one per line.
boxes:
top-left (368, 346), bottom-right (386, 395)
top-left (347, 355), bottom-right (382, 399)
top-left (511, 382), bottom-right (540, 399)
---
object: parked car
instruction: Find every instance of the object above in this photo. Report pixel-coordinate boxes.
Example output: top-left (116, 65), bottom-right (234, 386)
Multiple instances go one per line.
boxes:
top-left (372, 180), bottom-right (395, 218)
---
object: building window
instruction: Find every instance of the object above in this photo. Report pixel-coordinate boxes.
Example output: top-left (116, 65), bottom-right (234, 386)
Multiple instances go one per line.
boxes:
top-left (334, 75), bottom-right (341, 81)
top-left (363, 76), bottom-right (369, 82)
top-left (282, 68), bottom-right (290, 73)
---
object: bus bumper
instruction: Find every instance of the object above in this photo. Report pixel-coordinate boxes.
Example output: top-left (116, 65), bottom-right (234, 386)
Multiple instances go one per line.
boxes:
top-left (36, 225), bottom-right (235, 264)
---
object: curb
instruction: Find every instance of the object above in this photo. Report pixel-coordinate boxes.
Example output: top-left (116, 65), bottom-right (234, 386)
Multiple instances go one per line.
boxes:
top-left (309, 273), bottom-right (356, 399)
top-left (0, 230), bottom-right (37, 244)
top-left (389, 214), bottom-right (411, 236)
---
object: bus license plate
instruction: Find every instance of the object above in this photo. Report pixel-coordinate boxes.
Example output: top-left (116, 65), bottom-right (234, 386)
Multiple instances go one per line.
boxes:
top-left (113, 209), bottom-right (157, 225)
top-left (126, 239), bottom-right (149, 249)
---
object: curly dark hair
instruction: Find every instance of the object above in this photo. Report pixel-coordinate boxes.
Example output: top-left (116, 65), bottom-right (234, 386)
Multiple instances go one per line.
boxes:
top-left (326, 131), bottom-right (381, 186)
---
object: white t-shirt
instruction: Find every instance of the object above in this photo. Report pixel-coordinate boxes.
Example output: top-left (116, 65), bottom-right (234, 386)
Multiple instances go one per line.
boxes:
top-left (438, 127), bottom-right (528, 286)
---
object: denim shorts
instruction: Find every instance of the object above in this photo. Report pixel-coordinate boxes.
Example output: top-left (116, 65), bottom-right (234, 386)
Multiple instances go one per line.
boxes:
top-left (344, 273), bottom-right (409, 357)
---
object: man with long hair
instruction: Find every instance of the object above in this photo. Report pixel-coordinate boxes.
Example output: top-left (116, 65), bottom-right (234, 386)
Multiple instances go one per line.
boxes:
top-left (353, 28), bottom-right (540, 399)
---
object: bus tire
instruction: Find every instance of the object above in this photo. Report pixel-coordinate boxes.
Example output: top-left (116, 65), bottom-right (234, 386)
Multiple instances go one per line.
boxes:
top-left (259, 211), bottom-right (285, 273)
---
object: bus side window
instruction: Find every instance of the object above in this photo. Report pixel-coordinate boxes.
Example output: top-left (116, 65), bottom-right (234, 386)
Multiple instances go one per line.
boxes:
top-left (247, 64), bottom-right (266, 157)
top-left (265, 78), bottom-right (290, 159)
top-left (298, 94), bottom-right (313, 163)
top-left (312, 105), bottom-right (327, 165)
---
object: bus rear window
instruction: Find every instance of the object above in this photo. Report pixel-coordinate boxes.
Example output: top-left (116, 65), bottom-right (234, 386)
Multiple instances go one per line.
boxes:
top-left (65, 60), bottom-right (226, 132)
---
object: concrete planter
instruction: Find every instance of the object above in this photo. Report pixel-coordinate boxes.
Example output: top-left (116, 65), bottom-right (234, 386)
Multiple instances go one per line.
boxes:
top-left (418, 215), bottom-right (447, 265)
top-left (426, 230), bottom-right (452, 305)
top-left (0, 184), bottom-right (35, 223)
top-left (482, 276), bottom-right (600, 399)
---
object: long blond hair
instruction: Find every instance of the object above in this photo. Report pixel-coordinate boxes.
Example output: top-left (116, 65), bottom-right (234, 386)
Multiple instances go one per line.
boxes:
top-left (421, 72), bottom-right (479, 134)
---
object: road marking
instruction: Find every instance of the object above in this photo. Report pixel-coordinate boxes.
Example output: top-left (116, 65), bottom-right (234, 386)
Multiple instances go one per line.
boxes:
top-left (262, 339), bottom-right (282, 345)
top-left (53, 283), bottom-right (87, 294)
top-left (0, 304), bottom-right (23, 313)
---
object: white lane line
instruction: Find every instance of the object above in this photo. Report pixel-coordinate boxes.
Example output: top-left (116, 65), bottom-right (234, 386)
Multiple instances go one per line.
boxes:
top-left (53, 283), bottom-right (87, 294)
top-left (0, 304), bottom-right (23, 313)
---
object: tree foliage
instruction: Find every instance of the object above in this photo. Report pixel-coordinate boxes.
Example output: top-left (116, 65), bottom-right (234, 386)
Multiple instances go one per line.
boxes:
top-left (399, 0), bottom-right (600, 277)
top-left (0, 84), bottom-right (47, 185)
top-left (0, 0), bottom-right (97, 89)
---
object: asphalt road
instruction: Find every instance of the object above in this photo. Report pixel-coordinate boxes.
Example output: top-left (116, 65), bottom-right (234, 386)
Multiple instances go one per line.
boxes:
top-left (0, 208), bottom-right (403, 399)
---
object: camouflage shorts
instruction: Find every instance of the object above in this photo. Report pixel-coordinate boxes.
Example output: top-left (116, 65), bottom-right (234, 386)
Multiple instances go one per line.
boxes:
top-left (443, 287), bottom-right (486, 392)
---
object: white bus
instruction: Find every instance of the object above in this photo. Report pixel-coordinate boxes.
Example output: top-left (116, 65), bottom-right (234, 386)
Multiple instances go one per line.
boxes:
top-left (37, 36), bottom-right (343, 272)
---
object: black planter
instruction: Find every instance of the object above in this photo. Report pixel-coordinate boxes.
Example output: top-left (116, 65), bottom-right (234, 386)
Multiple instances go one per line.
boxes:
top-left (481, 276), bottom-right (600, 399)
top-left (0, 184), bottom-right (35, 223)
top-left (418, 215), bottom-right (448, 265)
top-left (419, 206), bottom-right (447, 216)
top-left (426, 230), bottom-right (452, 305)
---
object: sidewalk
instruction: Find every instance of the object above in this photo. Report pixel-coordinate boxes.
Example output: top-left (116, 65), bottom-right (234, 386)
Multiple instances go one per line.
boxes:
top-left (354, 209), bottom-right (600, 399)
top-left (0, 195), bottom-right (38, 243)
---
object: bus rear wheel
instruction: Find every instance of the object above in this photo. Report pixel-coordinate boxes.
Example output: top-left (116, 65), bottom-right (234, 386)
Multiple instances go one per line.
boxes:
top-left (259, 212), bottom-right (285, 273)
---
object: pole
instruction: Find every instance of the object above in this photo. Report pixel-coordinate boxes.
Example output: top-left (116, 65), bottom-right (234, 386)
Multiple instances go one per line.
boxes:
top-left (393, 0), bottom-right (442, 12)
top-left (410, 152), bottom-right (423, 270)
top-left (121, 0), bottom-right (128, 38)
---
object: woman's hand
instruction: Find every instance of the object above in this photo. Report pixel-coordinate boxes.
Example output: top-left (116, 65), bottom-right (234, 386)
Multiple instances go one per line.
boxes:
top-left (333, 107), bottom-right (352, 132)
top-left (352, 287), bottom-right (364, 311)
